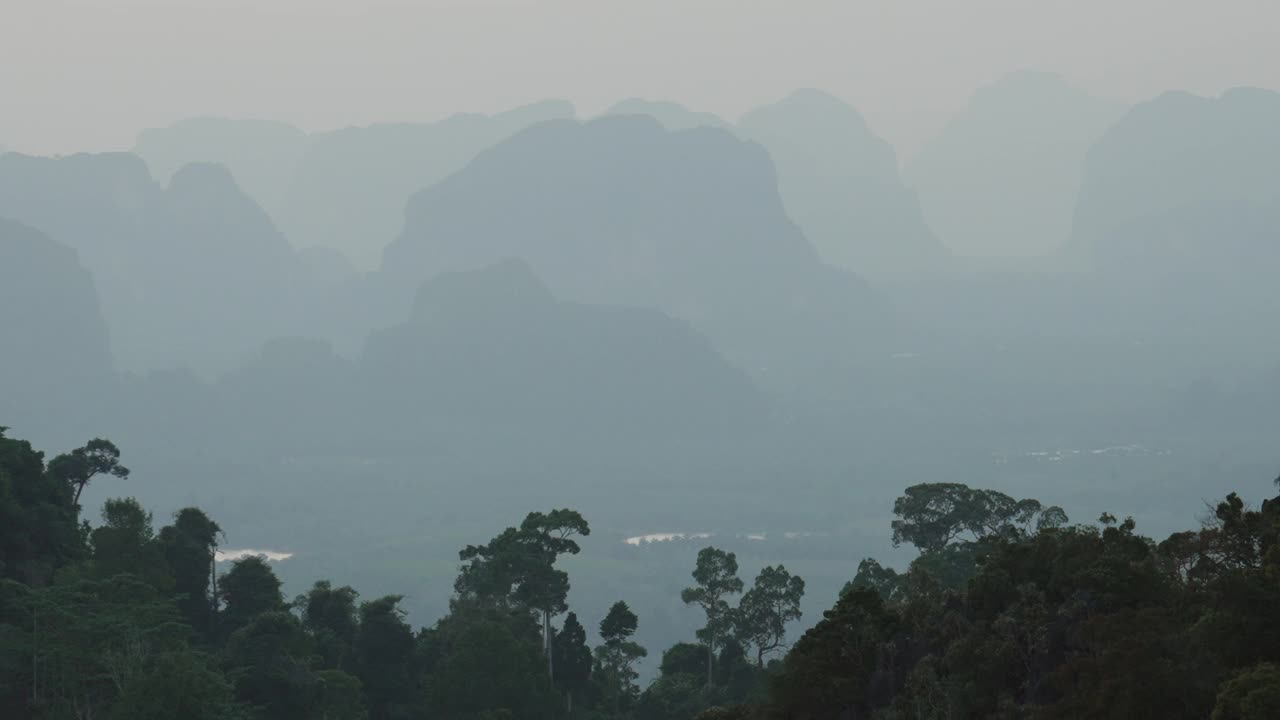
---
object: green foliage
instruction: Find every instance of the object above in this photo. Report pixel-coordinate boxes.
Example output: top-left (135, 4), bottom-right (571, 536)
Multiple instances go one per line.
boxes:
top-left (768, 588), bottom-right (899, 717)
top-left (599, 600), bottom-right (639, 644)
top-left (219, 556), bottom-right (286, 638)
top-left (763, 479), bottom-right (1280, 719)
top-left (455, 508), bottom-right (591, 684)
top-left (1213, 663), bottom-right (1280, 720)
top-left (682, 547), bottom-right (745, 686)
top-left (844, 557), bottom-right (904, 603)
top-left (222, 610), bottom-right (325, 720)
top-left (0, 429), bottom-right (83, 584)
top-left (46, 438), bottom-right (129, 507)
top-left (551, 611), bottom-right (592, 711)
top-left (734, 565), bottom-right (804, 665)
top-left (315, 669), bottom-right (368, 720)
top-left (159, 507), bottom-right (222, 639)
top-left (90, 497), bottom-right (172, 589)
top-left (354, 596), bottom-right (416, 720)
top-left (108, 650), bottom-right (245, 720)
top-left (659, 642), bottom-right (708, 677)
top-left (419, 601), bottom-right (559, 719)
top-left (890, 482), bottom-right (1065, 553)
top-left (594, 601), bottom-right (648, 712)
top-left (4, 429), bottom-right (1278, 720)
top-left (296, 580), bottom-right (360, 671)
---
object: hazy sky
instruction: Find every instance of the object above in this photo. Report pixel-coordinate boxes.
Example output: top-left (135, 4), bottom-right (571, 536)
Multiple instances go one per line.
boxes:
top-left (3, 0), bottom-right (1276, 158)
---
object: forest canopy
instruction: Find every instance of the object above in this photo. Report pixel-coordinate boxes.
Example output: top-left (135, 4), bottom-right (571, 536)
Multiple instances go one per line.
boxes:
top-left (2, 428), bottom-right (1277, 719)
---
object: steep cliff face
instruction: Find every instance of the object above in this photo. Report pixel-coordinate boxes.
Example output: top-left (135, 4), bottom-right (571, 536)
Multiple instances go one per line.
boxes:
top-left (280, 100), bottom-right (576, 267)
top-left (738, 89), bottom-right (948, 275)
top-left (382, 114), bottom-right (882, 382)
top-left (357, 260), bottom-right (773, 457)
top-left (0, 153), bottom-right (303, 376)
top-left (0, 218), bottom-right (115, 442)
top-left (1072, 87), bottom-right (1280, 279)
top-left (907, 71), bottom-right (1124, 259)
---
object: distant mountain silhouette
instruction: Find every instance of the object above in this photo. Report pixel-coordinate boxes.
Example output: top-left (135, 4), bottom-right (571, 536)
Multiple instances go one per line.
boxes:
top-left (0, 218), bottom-right (114, 443)
top-left (295, 245), bottom-right (358, 295)
top-left (134, 117), bottom-right (308, 225)
top-left (139, 162), bottom-right (300, 374)
top-left (0, 154), bottom-right (303, 376)
top-left (737, 89), bottom-right (948, 274)
top-left (0, 152), bottom-right (158, 366)
top-left (210, 337), bottom-right (357, 458)
top-left (117, 260), bottom-right (774, 462)
top-left (906, 71), bottom-right (1124, 260)
top-left (359, 260), bottom-right (771, 457)
top-left (380, 115), bottom-right (882, 383)
top-left (1072, 87), bottom-right (1280, 281)
top-left (281, 100), bottom-right (575, 267)
top-left (603, 99), bottom-right (730, 130)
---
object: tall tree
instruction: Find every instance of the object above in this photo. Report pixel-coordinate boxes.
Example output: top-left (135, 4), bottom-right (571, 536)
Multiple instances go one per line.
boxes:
top-left (595, 601), bottom-right (647, 712)
top-left (518, 509), bottom-right (590, 678)
top-left (109, 649), bottom-right (244, 720)
top-left (0, 428), bottom-right (82, 584)
top-left (159, 507), bottom-right (222, 638)
top-left (296, 580), bottom-right (360, 671)
top-left (46, 438), bottom-right (129, 507)
top-left (843, 558), bottom-right (904, 604)
top-left (218, 555), bottom-right (286, 638)
top-left (769, 587), bottom-right (900, 718)
top-left (90, 497), bottom-right (172, 589)
top-left (418, 600), bottom-right (559, 719)
top-left (222, 610), bottom-right (319, 720)
top-left (734, 565), bottom-right (805, 666)
top-left (891, 483), bottom-right (1065, 553)
top-left (681, 547), bottom-right (743, 687)
top-left (551, 611), bottom-right (592, 715)
top-left (354, 595), bottom-right (417, 720)
top-left (455, 508), bottom-right (590, 678)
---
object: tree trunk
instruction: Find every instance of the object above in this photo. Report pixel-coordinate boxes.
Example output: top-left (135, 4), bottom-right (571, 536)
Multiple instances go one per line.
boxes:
top-left (31, 609), bottom-right (38, 704)
top-left (567, 690), bottom-right (573, 717)
top-left (544, 609), bottom-right (554, 679)
top-left (706, 641), bottom-right (714, 688)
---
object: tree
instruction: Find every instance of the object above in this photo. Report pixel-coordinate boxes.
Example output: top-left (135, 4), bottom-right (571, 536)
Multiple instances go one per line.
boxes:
top-left (218, 556), bottom-right (285, 638)
top-left (518, 509), bottom-right (590, 678)
top-left (222, 610), bottom-right (319, 720)
top-left (315, 669), bottom-right (368, 720)
top-left (681, 547), bottom-right (743, 687)
top-left (419, 600), bottom-right (559, 719)
top-left (19, 575), bottom-right (193, 718)
top-left (551, 612), bottom-right (592, 715)
top-left (91, 497), bottom-right (173, 590)
top-left (891, 483), bottom-right (1065, 553)
top-left (159, 507), bottom-right (222, 638)
top-left (769, 588), bottom-right (899, 718)
top-left (354, 596), bottom-right (417, 720)
top-left (734, 565), bottom-right (804, 666)
top-left (1213, 663), bottom-right (1280, 720)
top-left (600, 601), bottom-right (639, 645)
top-left (109, 650), bottom-right (245, 720)
top-left (455, 508), bottom-right (590, 678)
top-left (46, 438), bottom-right (129, 507)
top-left (843, 558), bottom-right (904, 604)
top-left (595, 601), bottom-right (647, 712)
top-left (0, 427), bottom-right (82, 584)
top-left (296, 580), bottom-right (360, 671)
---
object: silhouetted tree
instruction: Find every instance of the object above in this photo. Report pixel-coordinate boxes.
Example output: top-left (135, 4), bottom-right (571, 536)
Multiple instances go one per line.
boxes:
top-left (681, 547), bottom-right (743, 687)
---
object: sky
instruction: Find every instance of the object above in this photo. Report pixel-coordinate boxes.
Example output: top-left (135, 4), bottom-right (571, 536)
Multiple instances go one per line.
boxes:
top-left (2, 0), bottom-right (1277, 159)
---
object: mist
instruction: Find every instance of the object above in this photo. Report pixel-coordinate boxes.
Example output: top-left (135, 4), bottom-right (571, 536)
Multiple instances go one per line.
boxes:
top-left (3, 2), bottom-right (1280, 718)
